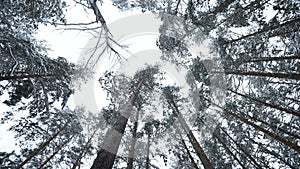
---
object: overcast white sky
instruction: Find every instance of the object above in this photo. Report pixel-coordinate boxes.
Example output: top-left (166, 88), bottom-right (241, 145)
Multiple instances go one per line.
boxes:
top-left (36, 0), bottom-right (141, 62)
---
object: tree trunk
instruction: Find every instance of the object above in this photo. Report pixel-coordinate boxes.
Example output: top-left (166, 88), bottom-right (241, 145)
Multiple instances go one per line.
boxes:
top-left (227, 17), bottom-right (300, 43)
top-left (237, 55), bottom-right (300, 64)
top-left (214, 134), bottom-right (247, 169)
top-left (240, 112), bottom-right (300, 140)
top-left (228, 89), bottom-right (300, 118)
top-left (247, 137), bottom-right (297, 169)
top-left (38, 135), bottom-right (74, 169)
top-left (268, 27), bottom-right (300, 38)
top-left (72, 128), bottom-right (98, 169)
top-left (267, 81), bottom-right (300, 86)
top-left (176, 126), bottom-right (200, 169)
top-left (169, 99), bottom-right (214, 169)
top-left (146, 131), bottom-right (151, 169)
top-left (15, 123), bottom-right (68, 169)
top-left (88, 0), bottom-right (109, 32)
top-left (219, 127), bottom-right (262, 169)
top-left (126, 110), bottom-right (140, 169)
top-left (90, 80), bottom-right (144, 169)
top-left (222, 71), bottom-right (300, 81)
top-left (207, 99), bottom-right (300, 153)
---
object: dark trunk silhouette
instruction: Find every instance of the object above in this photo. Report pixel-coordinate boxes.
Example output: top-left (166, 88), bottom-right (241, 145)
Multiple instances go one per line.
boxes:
top-left (146, 130), bottom-right (151, 169)
top-left (168, 98), bottom-right (214, 169)
top-left (72, 128), bottom-right (98, 169)
top-left (126, 110), bottom-right (140, 169)
top-left (227, 17), bottom-right (300, 43)
top-left (219, 127), bottom-right (262, 169)
top-left (38, 135), bottom-right (74, 169)
top-left (175, 125), bottom-right (200, 169)
top-left (237, 55), bottom-right (300, 64)
top-left (247, 137), bottom-right (296, 169)
top-left (221, 71), bottom-right (300, 81)
top-left (228, 89), bottom-right (300, 118)
top-left (214, 134), bottom-right (247, 169)
top-left (238, 111), bottom-right (300, 140)
top-left (90, 80), bottom-right (144, 169)
top-left (206, 98), bottom-right (300, 153)
top-left (16, 123), bottom-right (68, 169)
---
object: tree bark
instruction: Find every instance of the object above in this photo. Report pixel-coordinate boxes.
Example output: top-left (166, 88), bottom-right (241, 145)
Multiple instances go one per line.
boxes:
top-left (228, 89), bottom-right (300, 118)
top-left (206, 99), bottom-right (300, 153)
top-left (219, 127), bottom-right (262, 169)
top-left (72, 128), bottom-right (98, 169)
top-left (168, 99), bottom-right (214, 169)
top-left (240, 112), bottom-right (300, 140)
top-left (126, 110), bottom-right (140, 169)
top-left (214, 134), bottom-right (247, 169)
top-left (90, 79), bottom-right (144, 169)
top-left (222, 70), bottom-right (300, 81)
top-left (38, 135), bottom-right (74, 169)
top-left (237, 55), bottom-right (300, 64)
top-left (247, 137), bottom-right (297, 169)
top-left (88, 0), bottom-right (109, 32)
top-left (15, 123), bottom-right (68, 169)
top-left (146, 131), bottom-right (151, 169)
top-left (175, 126), bottom-right (200, 169)
top-left (227, 17), bottom-right (300, 43)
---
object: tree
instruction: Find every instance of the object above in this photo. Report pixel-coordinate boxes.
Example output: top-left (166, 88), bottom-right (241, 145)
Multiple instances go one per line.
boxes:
top-left (162, 86), bottom-right (214, 169)
top-left (2, 0), bottom-right (300, 168)
top-left (91, 66), bottom-right (161, 169)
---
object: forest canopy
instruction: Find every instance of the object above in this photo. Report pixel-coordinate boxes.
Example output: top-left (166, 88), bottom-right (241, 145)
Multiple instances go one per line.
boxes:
top-left (0, 0), bottom-right (300, 169)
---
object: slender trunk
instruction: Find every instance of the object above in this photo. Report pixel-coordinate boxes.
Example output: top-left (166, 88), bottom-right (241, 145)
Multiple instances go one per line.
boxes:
top-left (219, 127), bottom-right (262, 169)
top-left (88, 0), bottom-right (109, 32)
top-left (237, 55), bottom-right (300, 64)
top-left (169, 99), bottom-right (214, 169)
top-left (146, 131), bottom-right (151, 169)
top-left (222, 71), bottom-right (300, 81)
top-left (126, 110), bottom-right (140, 169)
top-left (241, 112), bottom-right (300, 140)
top-left (214, 134), bottom-right (247, 169)
top-left (199, 118), bottom-right (262, 169)
top-left (227, 17), bottom-right (300, 43)
top-left (173, 0), bottom-right (181, 15)
top-left (268, 27), bottom-right (300, 38)
top-left (90, 80), bottom-right (144, 169)
top-left (38, 135), bottom-right (74, 169)
top-left (247, 137), bottom-right (296, 169)
top-left (228, 89), bottom-right (300, 118)
top-left (176, 126), bottom-right (200, 169)
top-left (206, 99), bottom-right (300, 153)
top-left (38, 148), bottom-right (61, 169)
top-left (267, 81), bottom-right (300, 86)
top-left (72, 128), bottom-right (98, 169)
top-left (15, 123), bottom-right (68, 169)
